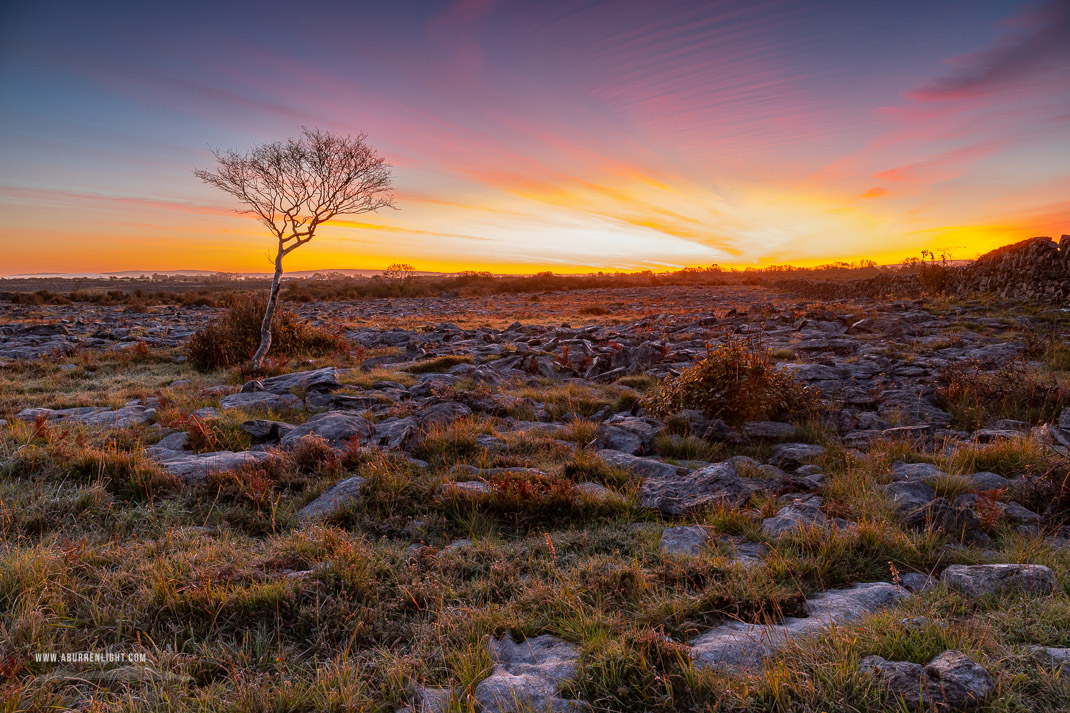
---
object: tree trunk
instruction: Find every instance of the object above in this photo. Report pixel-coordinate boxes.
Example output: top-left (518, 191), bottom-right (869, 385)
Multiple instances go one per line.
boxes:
top-left (251, 242), bottom-right (285, 373)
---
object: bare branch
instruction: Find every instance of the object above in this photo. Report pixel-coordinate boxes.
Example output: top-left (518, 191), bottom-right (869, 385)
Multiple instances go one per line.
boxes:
top-left (194, 127), bottom-right (395, 248)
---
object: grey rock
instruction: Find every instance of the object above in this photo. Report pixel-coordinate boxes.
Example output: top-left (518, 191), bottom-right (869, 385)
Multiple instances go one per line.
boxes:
top-left (436, 480), bottom-right (492, 499)
top-left (410, 686), bottom-right (451, 713)
top-left (220, 391), bottom-right (302, 412)
top-left (280, 411), bottom-right (374, 449)
top-left (941, 564), bottom-right (1056, 597)
top-left (762, 496), bottom-right (826, 537)
top-left (691, 582), bottom-right (903, 671)
top-left (155, 431), bottom-right (189, 451)
top-left (889, 461), bottom-right (945, 482)
top-left (240, 379), bottom-right (265, 393)
top-left (718, 537), bottom-right (767, 564)
top-left (416, 401), bottom-right (473, 429)
top-left (1028, 645), bottom-right (1070, 674)
top-left (596, 449), bottom-right (681, 479)
top-left (259, 367), bottom-right (341, 394)
top-left (154, 450), bottom-right (270, 484)
top-left (768, 442), bottom-right (825, 467)
top-left (903, 498), bottom-right (990, 546)
top-left (296, 476), bottom-right (366, 524)
top-left (240, 419), bottom-right (291, 441)
top-left (638, 462), bottom-right (766, 516)
top-left (660, 526), bottom-right (710, 555)
top-left (1033, 423), bottom-right (1070, 450)
top-left (17, 404), bottom-right (156, 429)
top-left (881, 480), bottom-right (936, 513)
top-left (474, 634), bottom-right (586, 713)
top-left (597, 415), bottom-right (663, 455)
top-left (574, 481), bottom-right (621, 504)
top-left (898, 573), bottom-right (935, 593)
top-left (966, 471), bottom-right (1009, 491)
top-left (1000, 501), bottom-right (1041, 525)
top-left (924, 650), bottom-right (993, 709)
top-left (372, 416), bottom-right (418, 450)
top-left (743, 421), bottom-right (797, 440)
top-left (862, 650), bottom-right (992, 710)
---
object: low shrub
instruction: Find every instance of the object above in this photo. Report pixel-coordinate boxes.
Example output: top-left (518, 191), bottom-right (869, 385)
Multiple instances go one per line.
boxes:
top-left (406, 355), bottom-right (472, 374)
top-left (187, 292), bottom-right (348, 372)
top-left (938, 358), bottom-right (1069, 429)
top-left (641, 336), bottom-right (819, 426)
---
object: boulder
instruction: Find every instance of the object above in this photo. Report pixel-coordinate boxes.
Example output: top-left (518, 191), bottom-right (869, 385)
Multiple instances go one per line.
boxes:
top-left (966, 471), bottom-right (1010, 491)
top-left (436, 480), bottom-right (492, 499)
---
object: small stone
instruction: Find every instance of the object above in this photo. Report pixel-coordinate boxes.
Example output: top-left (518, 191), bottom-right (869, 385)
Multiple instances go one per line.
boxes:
top-left (436, 480), bottom-right (491, 498)
top-left (660, 525), bottom-right (710, 555)
top-left (296, 475), bottom-right (366, 524)
top-left (742, 421), bottom-right (797, 440)
top-left (761, 496), bottom-right (826, 537)
top-left (966, 471), bottom-right (1010, 491)
top-left (768, 442), bottom-right (825, 466)
top-left (898, 573), bottom-right (934, 593)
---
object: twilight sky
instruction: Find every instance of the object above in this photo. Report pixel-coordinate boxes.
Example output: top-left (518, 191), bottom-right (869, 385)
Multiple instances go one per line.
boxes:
top-left (1, 0), bottom-right (1068, 275)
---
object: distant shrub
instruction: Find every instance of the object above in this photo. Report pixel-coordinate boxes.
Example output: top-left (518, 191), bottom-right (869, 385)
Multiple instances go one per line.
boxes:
top-left (938, 359), bottom-right (1068, 429)
top-left (406, 355), bottom-right (472, 374)
top-left (642, 336), bottom-right (819, 426)
top-left (578, 305), bottom-right (610, 316)
top-left (187, 292), bottom-right (348, 372)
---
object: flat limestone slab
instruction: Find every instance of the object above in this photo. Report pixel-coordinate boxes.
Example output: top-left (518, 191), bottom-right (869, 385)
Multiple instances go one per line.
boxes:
top-left (690, 582), bottom-right (904, 671)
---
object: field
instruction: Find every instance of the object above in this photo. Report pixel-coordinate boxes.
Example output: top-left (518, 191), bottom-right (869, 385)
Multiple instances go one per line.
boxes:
top-left (1, 283), bottom-right (1069, 712)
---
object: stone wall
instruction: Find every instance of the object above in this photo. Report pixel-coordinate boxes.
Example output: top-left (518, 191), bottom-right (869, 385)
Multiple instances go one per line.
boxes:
top-left (952, 236), bottom-right (1070, 302)
top-left (774, 235), bottom-right (1070, 304)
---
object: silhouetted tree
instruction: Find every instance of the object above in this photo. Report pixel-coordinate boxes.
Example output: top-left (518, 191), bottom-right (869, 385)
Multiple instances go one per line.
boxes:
top-left (195, 127), bottom-right (394, 371)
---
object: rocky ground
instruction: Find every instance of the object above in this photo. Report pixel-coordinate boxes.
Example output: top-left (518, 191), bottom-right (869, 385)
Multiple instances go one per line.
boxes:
top-left (1, 285), bottom-right (1069, 712)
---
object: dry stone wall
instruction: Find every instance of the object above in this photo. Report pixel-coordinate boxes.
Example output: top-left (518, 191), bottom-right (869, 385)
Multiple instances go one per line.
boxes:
top-left (775, 235), bottom-right (1070, 304)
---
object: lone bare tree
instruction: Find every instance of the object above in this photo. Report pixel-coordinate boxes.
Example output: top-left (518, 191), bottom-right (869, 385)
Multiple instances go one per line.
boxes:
top-left (195, 127), bottom-right (394, 371)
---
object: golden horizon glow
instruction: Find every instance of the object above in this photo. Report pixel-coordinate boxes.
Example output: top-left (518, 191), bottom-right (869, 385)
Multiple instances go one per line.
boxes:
top-left (1, 1), bottom-right (1067, 275)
